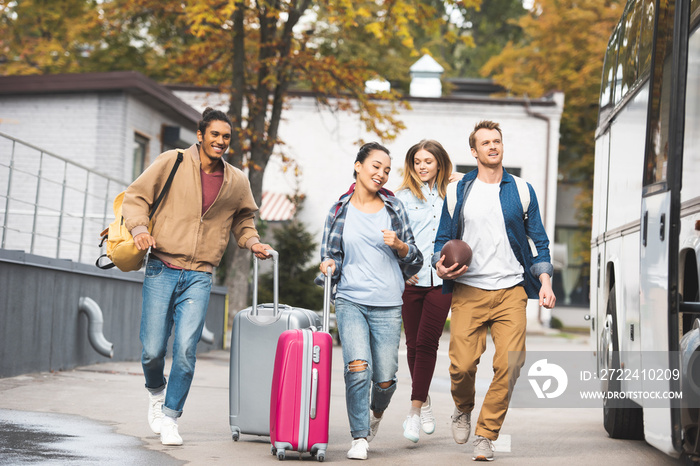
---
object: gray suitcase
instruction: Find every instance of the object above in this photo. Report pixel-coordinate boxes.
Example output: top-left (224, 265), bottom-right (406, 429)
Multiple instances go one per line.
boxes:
top-left (229, 250), bottom-right (321, 441)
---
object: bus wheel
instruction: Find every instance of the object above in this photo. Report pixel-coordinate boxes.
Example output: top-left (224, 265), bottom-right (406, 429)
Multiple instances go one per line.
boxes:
top-left (601, 285), bottom-right (644, 439)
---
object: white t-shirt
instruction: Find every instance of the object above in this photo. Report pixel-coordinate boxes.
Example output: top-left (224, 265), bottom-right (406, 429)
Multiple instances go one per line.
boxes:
top-left (455, 178), bottom-right (523, 290)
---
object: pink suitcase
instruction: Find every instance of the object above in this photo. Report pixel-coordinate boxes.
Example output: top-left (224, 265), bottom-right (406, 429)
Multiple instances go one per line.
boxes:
top-left (269, 273), bottom-right (332, 461)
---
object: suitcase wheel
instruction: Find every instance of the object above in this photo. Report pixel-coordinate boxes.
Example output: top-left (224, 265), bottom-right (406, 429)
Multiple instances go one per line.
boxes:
top-left (317, 451), bottom-right (325, 462)
top-left (271, 446), bottom-right (277, 456)
top-left (276, 450), bottom-right (286, 461)
top-left (232, 431), bottom-right (240, 442)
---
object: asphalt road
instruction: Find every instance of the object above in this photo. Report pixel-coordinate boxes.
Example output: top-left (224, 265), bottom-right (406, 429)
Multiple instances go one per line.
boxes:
top-left (0, 330), bottom-right (683, 465)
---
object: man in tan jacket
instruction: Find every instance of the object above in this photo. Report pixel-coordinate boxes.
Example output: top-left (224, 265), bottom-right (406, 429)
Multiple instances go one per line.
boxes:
top-left (123, 107), bottom-right (271, 446)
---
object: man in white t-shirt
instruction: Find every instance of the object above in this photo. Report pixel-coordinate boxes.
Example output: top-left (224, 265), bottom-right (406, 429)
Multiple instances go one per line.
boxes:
top-left (433, 120), bottom-right (556, 462)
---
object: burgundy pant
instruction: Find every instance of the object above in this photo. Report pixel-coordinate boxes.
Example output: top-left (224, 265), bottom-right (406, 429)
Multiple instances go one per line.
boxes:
top-left (401, 285), bottom-right (452, 402)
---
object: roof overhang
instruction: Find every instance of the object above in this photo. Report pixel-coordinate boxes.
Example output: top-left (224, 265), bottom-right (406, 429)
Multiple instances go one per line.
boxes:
top-left (0, 71), bottom-right (200, 127)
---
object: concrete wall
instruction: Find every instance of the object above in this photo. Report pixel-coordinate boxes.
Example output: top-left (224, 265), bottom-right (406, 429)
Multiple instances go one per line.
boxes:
top-left (0, 249), bottom-right (226, 378)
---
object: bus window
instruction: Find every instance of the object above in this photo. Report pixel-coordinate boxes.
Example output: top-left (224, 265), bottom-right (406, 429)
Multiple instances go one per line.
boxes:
top-left (619, 0), bottom-right (643, 96)
top-left (638, 0), bottom-right (655, 75)
top-left (681, 23), bottom-right (700, 203)
top-left (693, 0), bottom-right (699, 23)
top-left (643, 0), bottom-right (675, 188)
top-left (599, 25), bottom-right (620, 123)
top-left (614, 32), bottom-right (625, 105)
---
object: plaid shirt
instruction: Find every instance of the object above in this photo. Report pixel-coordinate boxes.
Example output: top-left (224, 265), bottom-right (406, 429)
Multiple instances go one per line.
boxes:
top-left (315, 184), bottom-right (423, 298)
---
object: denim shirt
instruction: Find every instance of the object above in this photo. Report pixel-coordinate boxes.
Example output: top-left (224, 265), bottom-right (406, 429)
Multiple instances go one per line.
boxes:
top-left (431, 169), bottom-right (553, 299)
top-left (315, 184), bottom-right (423, 299)
top-left (396, 184), bottom-right (443, 288)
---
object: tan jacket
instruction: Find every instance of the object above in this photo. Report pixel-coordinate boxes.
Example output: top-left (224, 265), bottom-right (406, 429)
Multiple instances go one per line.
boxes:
top-left (122, 144), bottom-right (260, 272)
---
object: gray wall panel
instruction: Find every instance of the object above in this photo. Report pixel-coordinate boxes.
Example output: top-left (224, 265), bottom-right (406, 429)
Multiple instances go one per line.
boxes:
top-left (0, 250), bottom-right (226, 378)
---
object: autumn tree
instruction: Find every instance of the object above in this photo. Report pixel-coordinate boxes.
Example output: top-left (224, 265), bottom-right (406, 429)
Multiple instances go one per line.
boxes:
top-left (0, 0), bottom-right (102, 74)
top-left (482, 0), bottom-right (624, 266)
top-left (312, 1), bottom-right (477, 93)
top-left (0, 0), bottom-right (169, 75)
top-left (448, 0), bottom-right (526, 77)
top-left (397, 0), bottom-right (526, 78)
top-left (93, 0), bottom-right (477, 314)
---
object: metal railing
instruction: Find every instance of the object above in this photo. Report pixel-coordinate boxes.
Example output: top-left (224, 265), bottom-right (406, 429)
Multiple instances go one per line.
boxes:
top-left (0, 131), bottom-right (128, 265)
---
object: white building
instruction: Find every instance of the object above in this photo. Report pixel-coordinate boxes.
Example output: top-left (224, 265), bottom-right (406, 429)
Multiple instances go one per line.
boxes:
top-left (171, 58), bottom-right (564, 257)
top-left (0, 59), bottom-right (569, 326)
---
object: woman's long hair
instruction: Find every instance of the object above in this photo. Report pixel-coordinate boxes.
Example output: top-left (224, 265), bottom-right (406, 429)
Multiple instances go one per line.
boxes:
top-left (397, 139), bottom-right (453, 201)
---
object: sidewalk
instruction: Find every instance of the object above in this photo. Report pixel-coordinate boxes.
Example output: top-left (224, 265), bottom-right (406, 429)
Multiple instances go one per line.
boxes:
top-left (2, 335), bottom-right (444, 464)
top-left (2, 331), bottom-right (666, 465)
top-left (2, 334), bottom-right (465, 465)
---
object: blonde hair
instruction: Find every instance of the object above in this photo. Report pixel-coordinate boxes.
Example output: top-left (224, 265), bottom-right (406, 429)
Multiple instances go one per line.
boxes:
top-left (398, 140), bottom-right (453, 201)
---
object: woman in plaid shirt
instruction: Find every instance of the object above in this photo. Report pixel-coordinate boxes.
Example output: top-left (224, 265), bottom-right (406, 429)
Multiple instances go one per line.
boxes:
top-left (318, 142), bottom-right (422, 460)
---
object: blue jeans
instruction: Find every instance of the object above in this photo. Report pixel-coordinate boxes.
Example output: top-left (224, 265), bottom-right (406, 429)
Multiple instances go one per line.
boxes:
top-left (141, 257), bottom-right (212, 418)
top-left (335, 297), bottom-right (402, 439)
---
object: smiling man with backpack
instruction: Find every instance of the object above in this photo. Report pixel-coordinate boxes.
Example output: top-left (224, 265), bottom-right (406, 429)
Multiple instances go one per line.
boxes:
top-left (122, 107), bottom-right (271, 446)
top-left (433, 120), bottom-right (556, 461)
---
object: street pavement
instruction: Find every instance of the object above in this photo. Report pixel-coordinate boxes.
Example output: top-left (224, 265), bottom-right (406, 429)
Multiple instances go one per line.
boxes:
top-left (0, 331), bottom-right (682, 465)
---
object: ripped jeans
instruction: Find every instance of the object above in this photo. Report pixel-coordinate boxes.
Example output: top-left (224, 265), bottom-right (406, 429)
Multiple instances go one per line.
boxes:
top-left (334, 297), bottom-right (402, 439)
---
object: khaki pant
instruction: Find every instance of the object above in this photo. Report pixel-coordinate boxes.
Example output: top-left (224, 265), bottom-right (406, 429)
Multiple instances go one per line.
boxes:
top-left (449, 283), bottom-right (528, 441)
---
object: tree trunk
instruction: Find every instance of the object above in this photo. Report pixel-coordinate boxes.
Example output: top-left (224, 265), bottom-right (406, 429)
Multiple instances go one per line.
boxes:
top-left (221, 148), bottom-right (268, 328)
top-left (224, 241), bottom-right (252, 329)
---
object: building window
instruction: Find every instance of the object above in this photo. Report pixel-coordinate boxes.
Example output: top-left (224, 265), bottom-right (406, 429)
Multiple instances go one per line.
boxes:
top-left (133, 133), bottom-right (149, 180)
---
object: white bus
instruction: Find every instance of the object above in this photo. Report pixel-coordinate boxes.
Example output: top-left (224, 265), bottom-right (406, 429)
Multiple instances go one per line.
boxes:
top-left (591, 0), bottom-right (700, 459)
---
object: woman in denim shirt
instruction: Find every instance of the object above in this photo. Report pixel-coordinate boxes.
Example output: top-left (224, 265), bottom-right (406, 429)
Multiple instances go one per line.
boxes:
top-left (395, 140), bottom-right (461, 443)
top-left (318, 142), bottom-right (422, 460)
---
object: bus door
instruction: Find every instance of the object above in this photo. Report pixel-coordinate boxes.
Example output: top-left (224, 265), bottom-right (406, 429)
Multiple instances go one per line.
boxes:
top-left (639, 0), bottom-right (689, 453)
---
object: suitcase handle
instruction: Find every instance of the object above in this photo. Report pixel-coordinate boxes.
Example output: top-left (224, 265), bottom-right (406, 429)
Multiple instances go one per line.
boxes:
top-left (251, 249), bottom-right (279, 316)
top-left (310, 367), bottom-right (319, 419)
top-left (322, 270), bottom-right (332, 333)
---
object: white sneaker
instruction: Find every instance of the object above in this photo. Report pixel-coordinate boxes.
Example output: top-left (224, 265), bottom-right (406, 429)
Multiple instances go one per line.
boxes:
top-left (403, 414), bottom-right (421, 443)
top-left (347, 438), bottom-right (369, 460)
top-left (366, 413), bottom-right (383, 443)
top-left (420, 396), bottom-right (436, 434)
top-left (160, 416), bottom-right (183, 446)
top-left (147, 391), bottom-right (165, 434)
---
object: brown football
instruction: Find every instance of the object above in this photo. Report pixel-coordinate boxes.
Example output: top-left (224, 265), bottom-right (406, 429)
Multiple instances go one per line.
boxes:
top-left (440, 239), bottom-right (472, 269)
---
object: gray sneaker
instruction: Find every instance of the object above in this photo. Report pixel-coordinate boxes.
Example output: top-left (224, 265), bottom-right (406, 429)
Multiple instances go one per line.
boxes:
top-left (451, 407), bottom-right (471, 444)
top-left (472, 435), bottom-right (494, 461)
top-left (366, 413), bottom-right (382, 443)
